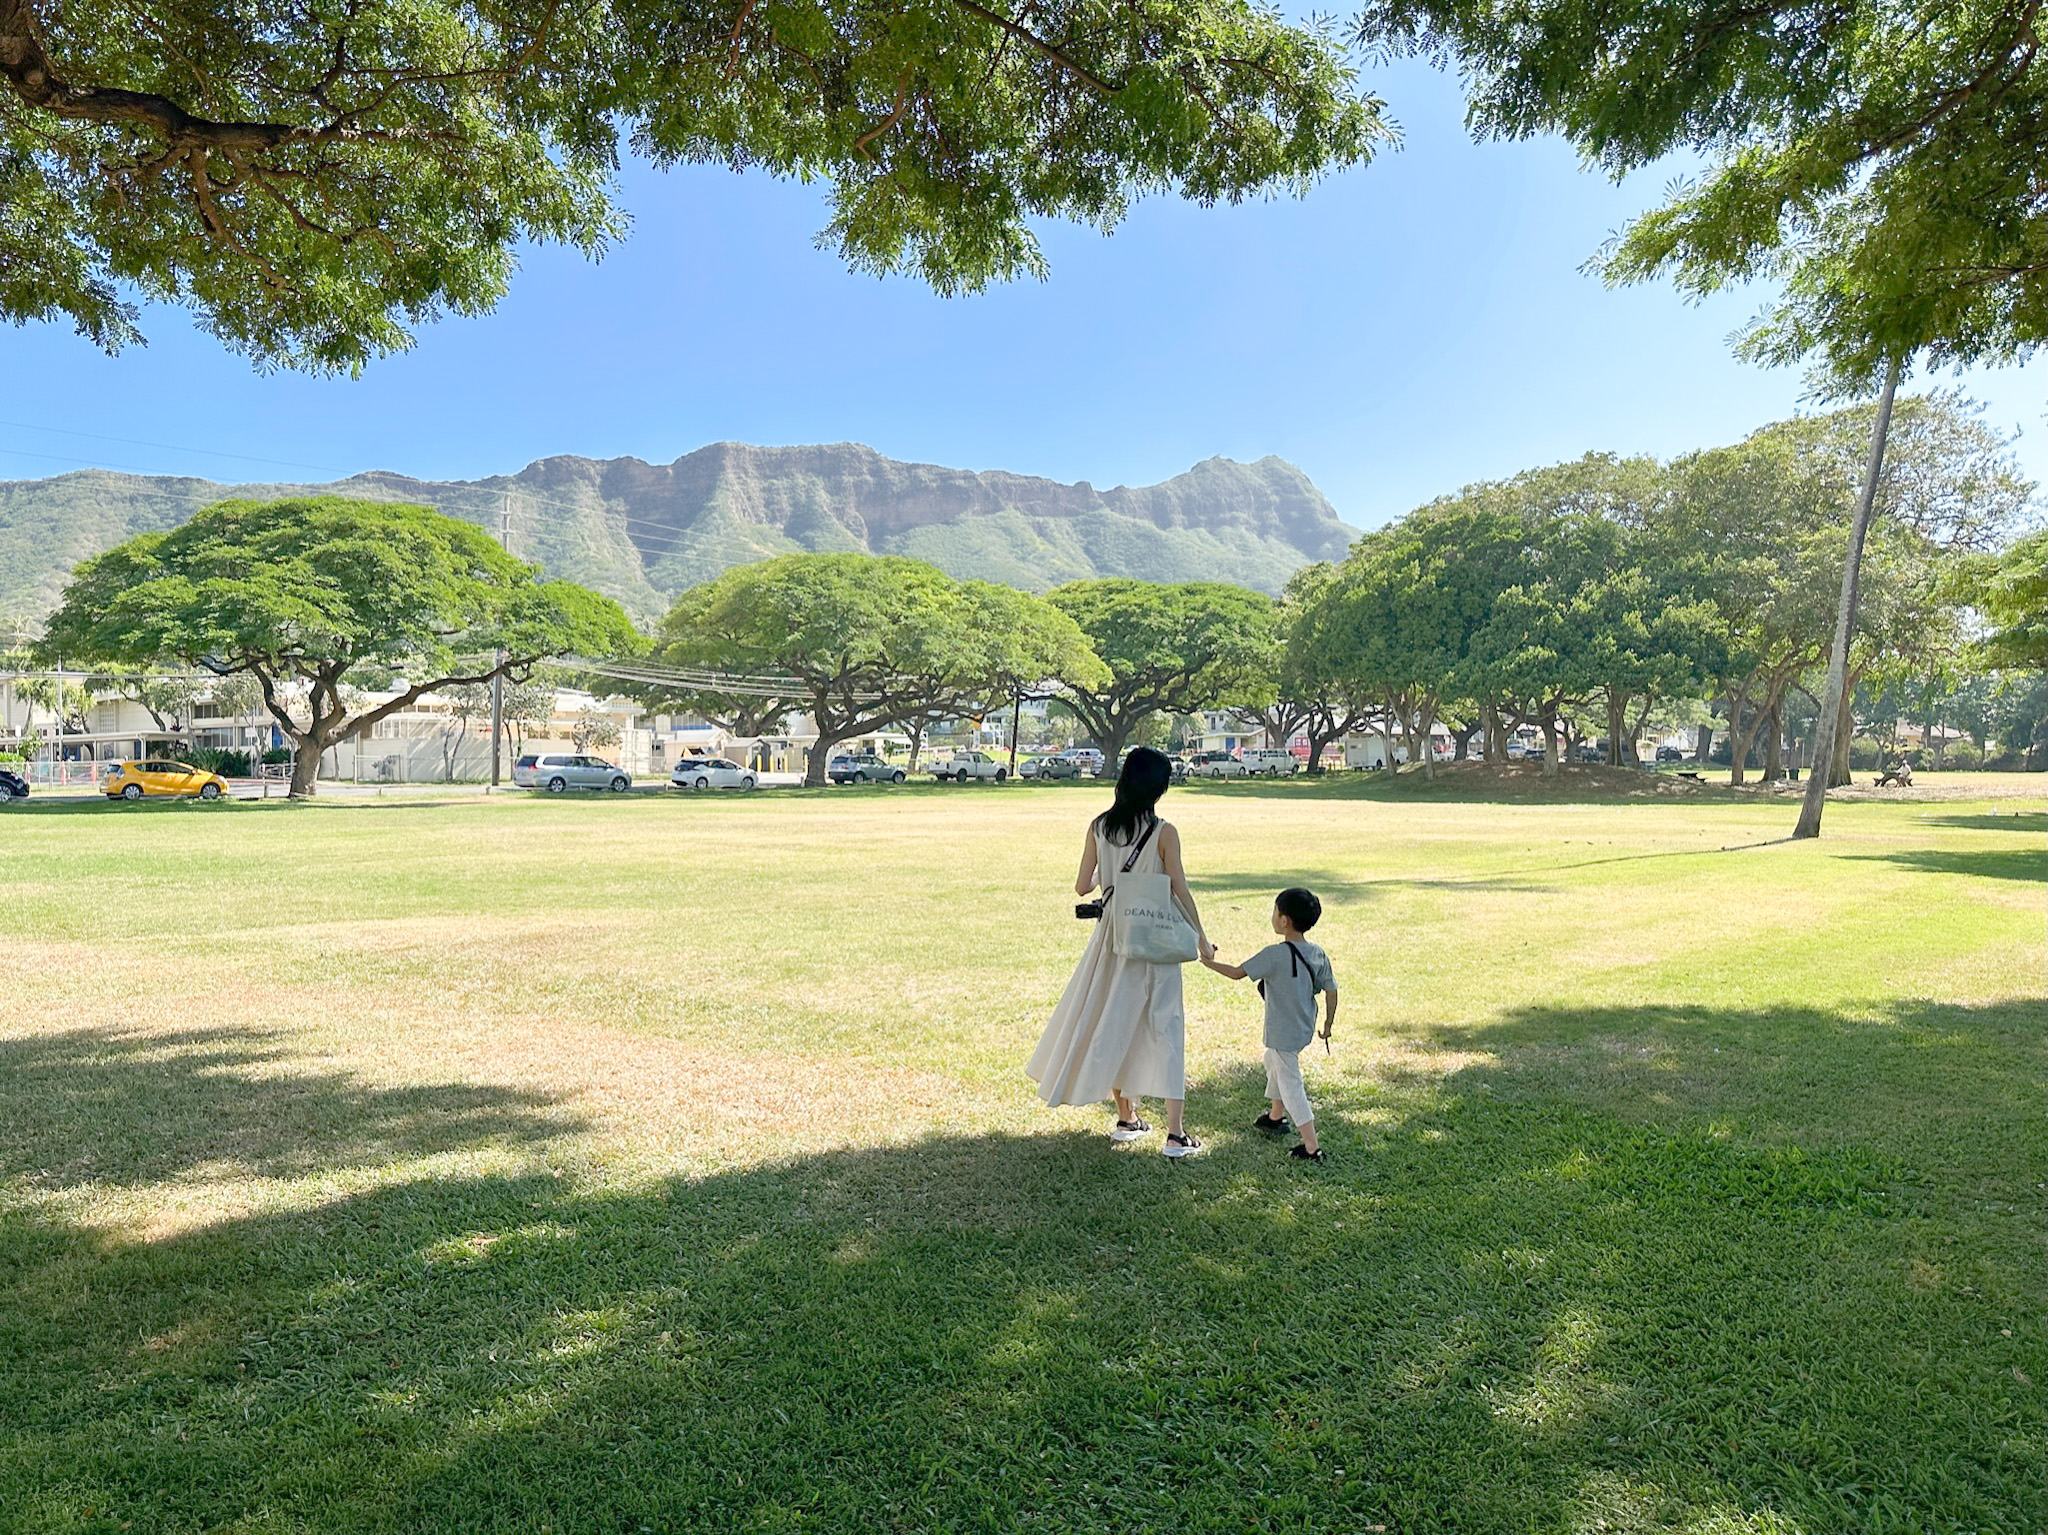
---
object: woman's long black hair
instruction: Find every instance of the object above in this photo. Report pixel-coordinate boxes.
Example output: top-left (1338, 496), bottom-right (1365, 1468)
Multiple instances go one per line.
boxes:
top-left (1098, 746), bottom-right (1172, 844)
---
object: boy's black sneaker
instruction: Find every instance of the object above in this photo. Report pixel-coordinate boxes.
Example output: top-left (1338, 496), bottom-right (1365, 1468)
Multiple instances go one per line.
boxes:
top-left (1288, 1145), bottom-right (1327, 1163)
top-left (1252, 1112), bottom-right (1289, 1135)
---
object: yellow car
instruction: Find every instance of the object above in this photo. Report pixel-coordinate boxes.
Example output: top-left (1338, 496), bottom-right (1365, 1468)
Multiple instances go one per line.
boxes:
top-left (103, 759), bottom-right (230, 802)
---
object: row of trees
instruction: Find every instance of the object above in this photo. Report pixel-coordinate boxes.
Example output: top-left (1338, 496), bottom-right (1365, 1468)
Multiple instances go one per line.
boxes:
top-left (652, 394), bottom-right (2039, 791)
top-left (26, 392), bottom-right (2040, 802)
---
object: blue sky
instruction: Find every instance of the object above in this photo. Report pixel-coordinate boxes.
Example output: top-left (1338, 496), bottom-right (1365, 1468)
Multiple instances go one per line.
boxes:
top-left (3, 59), bottom-right (2041, 533)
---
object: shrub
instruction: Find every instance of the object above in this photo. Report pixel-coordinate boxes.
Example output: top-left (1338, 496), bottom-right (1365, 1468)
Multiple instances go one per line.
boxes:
top-left (260, 747), bottom-right (292, 765)
top-left (1942, 742), bottom-right (1983, 770)
top-left (1984, 748), bottom-right (2024, 771)
top-left (185, 747), bottom-right (253, 777)
top-left (1849, 737), bottom-right (1884, 770)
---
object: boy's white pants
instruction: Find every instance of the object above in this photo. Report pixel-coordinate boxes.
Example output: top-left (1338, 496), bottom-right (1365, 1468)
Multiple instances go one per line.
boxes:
top-left (1263, 1046), bottom-right (1314, 1126)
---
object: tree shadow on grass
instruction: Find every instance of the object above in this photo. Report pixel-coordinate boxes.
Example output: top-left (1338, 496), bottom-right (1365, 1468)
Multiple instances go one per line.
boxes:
top-left (0, 1026), bottom-right (577, 1191)
top-left (2, 1002), bottom-right (2040, 1534)
top-left (1194, 869), bottom-right (1561, 904)
top-left (1176, 764), bottom-right (1743, 807)
top-left (1844, 848), bottom-right (2045, 882)
top-left (1913, 810), bottom-right (2047, 834)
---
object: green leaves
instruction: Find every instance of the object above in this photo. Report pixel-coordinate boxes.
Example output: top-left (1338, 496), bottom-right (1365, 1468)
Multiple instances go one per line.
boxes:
top-left (38, 496), bottom-right (636, 792)
top-left (3, 0), bottom-right (1386, 370)
top-left (656, 551), bottom-right (1102, 776)
top-left (1362, 0), bottom-right (2046, 393)
top-left (1042, 578), bottom-right (1276, 760)
top-left (1969, 528), bottom-right (2048, 671)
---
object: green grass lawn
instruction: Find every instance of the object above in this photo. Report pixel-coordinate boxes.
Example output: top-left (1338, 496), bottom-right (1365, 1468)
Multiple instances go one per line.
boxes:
top-left (1, 772), bottom-right (2041, 1534)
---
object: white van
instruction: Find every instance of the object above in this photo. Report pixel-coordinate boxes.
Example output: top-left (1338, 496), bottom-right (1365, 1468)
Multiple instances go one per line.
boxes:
top-left (1239, 748), bottom-right (1301, 777)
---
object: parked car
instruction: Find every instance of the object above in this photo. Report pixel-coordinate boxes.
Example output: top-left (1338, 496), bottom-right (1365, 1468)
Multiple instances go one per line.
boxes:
top-left (933, 750), bottom-right (1008, 782)
top-left (671, 755), bottom-right (757, 791)
top-left (1058, 747), bottom-right (1106, 777)
top-left (1186, 750), bottom-right (1250, 779)
top-left (1032, 754), bottom-right (1083, 780)
top-left (102, 759), bottom-right (229, 801)
top-left (1239, 748), bottom-right (1302, 777)
top-left (828, 752), bottom-right (906, 784)
top-left (1574, 742), bottom-right (1606, 763)
top-left (0, 766), bottom-right (28, 799)
top-left (513, 752), bottom-right (632, 792)
top-left (1655, 745), bottom-right (1685, 764)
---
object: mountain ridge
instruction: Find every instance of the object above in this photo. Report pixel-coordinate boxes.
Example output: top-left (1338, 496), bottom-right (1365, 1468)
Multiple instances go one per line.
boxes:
top-left (0, 443), bottom-right (1358, 625)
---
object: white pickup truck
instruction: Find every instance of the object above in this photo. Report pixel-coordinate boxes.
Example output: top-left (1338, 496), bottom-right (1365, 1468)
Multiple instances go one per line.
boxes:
top-left (932, 750), bottom-right (1009, 783)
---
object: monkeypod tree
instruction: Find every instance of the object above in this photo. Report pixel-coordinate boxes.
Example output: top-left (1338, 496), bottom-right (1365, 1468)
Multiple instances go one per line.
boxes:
top-left (1969, 529), bottom-right (2048, 673)
top-left (1268, 563), bottom-right (1374, 773)
top-left (1046, 580), bottom-right (1276, 769)
top-left (39, 497), bottom-right (638, 796)
top-left (2, 0), bottom-right (1385, 373)
top-left (657, 553), bottom-right (1101, 786)
top-left (1358, 0), bottom-right (2043, 831)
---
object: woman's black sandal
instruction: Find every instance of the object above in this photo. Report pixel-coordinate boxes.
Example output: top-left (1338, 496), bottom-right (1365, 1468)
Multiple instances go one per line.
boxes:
top-left (1161, 1133), bottom-right (1204, 1159)
top-left (1109, 1117), bottom-right (1152, 1143)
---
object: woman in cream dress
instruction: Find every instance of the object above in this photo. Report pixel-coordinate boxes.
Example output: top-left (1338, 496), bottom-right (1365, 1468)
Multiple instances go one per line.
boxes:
top-left (1027, 746), bottom-right (1214, 1157)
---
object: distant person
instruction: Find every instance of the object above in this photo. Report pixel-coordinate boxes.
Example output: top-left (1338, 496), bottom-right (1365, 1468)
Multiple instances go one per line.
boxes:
top-left (1200, 887), bottom-right (1339, 1162)
top-left (1028, 745), bottom-right (1214, 1158)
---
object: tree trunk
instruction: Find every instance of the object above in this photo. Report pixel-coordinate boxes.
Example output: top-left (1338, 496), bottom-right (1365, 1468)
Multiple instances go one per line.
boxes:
top-left (1605, 694), bottom-right (1628, 766)
top-left (906, 719), bottom-right (925, 772)
top-left (1830, 686), bottom-right (1855, 786)
top-left (1726, 690), bottom-right (1753, 786)
top-left (804, 714), bottom-right (847, 787)
top-left (1797, 357), bottom-right (1901, 837)
top-left (1450, 719), bottom-right (1478, 762)
top-left (1762, 701), bottom-right (1784, 783)
top-left (289, 736), bottom-right (322, 797)
top-left (1694, 721), bottom-right (1713, 764)
top-left (1304, 716), bottom-right (1339, 775)
top-left (1419, 697), bottom-right (1439, 781)
top-left (1727, 687), bottom-right (1779, 788)
top-left (1541, 711), bottom-right (1561, 778)
top-left (1624, 697), bottom-right (1653, 766)
top-left (1483, 702), bottom-right (1505, 765)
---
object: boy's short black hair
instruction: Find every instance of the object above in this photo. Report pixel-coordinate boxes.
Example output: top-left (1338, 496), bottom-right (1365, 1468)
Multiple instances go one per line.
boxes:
top-left (1275, 887), bottom-right (1322, 933)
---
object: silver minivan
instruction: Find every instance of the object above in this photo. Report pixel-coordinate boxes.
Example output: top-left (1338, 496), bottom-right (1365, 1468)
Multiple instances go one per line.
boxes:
top-left (513, 752), bottom-right (632, 792)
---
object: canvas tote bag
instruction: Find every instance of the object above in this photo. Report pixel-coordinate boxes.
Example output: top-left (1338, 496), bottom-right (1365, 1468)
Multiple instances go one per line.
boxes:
top-left (1106, 819), bottom-right (1201, 965)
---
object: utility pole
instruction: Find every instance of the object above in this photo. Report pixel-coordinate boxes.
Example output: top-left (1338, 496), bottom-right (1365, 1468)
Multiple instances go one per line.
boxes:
top-left (490, 493), bottom-right (508, 790)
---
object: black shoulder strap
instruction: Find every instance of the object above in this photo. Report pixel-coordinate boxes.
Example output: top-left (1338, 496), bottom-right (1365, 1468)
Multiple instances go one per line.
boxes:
top-left (1119, 816), bottom-right (1159, 873)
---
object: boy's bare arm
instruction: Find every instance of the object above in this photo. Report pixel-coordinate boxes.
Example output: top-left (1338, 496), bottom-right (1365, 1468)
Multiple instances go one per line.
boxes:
top-left (1201, 955), bottom-right (1249, 980)
top-left (1320, 984), bottom-right (1339, 1038)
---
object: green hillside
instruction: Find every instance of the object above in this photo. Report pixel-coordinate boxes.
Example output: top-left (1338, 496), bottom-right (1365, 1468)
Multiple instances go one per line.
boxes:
top-left (0, 443), bottom-right (1358, 627)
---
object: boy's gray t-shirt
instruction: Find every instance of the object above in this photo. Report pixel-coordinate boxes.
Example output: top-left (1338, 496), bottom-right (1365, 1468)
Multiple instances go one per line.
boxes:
top-left (1242, 939), bottom-right (1335, 1052)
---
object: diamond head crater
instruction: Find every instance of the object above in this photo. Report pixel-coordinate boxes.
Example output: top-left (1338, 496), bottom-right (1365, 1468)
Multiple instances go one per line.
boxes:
top-left (0, 442), bottom-right (1357, 626)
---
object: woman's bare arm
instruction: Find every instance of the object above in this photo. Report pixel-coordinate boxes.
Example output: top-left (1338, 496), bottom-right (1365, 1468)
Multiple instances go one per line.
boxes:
top-left (1074, 826), bottom-right (1100, 897)
top-left (1157, 823), bottom-right (1213, 959)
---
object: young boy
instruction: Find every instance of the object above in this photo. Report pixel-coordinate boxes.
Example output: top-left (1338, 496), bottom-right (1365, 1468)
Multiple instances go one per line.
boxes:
top-left (1200, 887), bottom-right (1338, 1161)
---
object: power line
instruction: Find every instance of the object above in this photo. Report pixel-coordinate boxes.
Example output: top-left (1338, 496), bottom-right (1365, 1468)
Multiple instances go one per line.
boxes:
top-left (0, 420), bottom-right (348, 475)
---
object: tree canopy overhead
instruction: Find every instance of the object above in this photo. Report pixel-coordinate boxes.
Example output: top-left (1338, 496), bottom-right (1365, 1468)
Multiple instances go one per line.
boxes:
top-left (38, 496), bottom-right (638, 794)
top-left (2, 0), bottom-right (1385, 371)
top-left (1358, 0), bottom-right (2045, 394)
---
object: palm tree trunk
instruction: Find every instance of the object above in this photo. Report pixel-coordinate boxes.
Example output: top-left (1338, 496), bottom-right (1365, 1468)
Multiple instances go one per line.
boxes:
top-left (1796, 355), bottom-right (1902, 839)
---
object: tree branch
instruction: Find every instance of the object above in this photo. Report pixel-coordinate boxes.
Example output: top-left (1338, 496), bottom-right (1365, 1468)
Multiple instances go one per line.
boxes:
top-left (948, 0), bottom-right (1120, 95)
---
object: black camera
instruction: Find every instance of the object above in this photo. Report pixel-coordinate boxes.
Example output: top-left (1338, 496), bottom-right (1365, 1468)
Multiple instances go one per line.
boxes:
top-left (1074, 900), bottom-right (1104, 920)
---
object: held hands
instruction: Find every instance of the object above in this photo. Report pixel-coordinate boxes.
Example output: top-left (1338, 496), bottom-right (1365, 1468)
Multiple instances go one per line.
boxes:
top-left (1197, 936), bottom-right (1217, 965)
